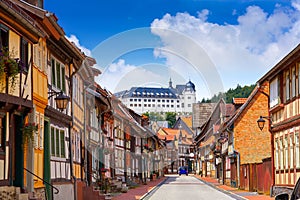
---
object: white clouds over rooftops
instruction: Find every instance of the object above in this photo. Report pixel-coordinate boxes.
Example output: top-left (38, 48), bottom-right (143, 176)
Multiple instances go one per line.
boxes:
top-left (150, 1), bottom-right (300, 91)
top-left (66, 34), bottom-right (92, 56)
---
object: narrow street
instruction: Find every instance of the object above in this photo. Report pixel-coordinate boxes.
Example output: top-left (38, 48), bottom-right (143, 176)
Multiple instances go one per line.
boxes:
top-left (144, 175), bottom-right (240, 200)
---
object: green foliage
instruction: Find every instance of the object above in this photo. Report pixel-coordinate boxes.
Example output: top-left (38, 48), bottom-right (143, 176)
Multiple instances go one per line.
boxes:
top-left (165, 112), bottom-right (176, 128)
top-left (142, 111), bottom-right (177, 128)
top-left (21, 123), bottom-right (38, 147)
top-left (0, 47), bottom-right (20, 92)
top-left (202, 84), bottom-right (256, 103)
top-left (143, 112), bottom-right (164, 121)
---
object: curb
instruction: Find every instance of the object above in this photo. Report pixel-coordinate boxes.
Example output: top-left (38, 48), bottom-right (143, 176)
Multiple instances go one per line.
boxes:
top-left (139, 177), bottom-right (168, 200)
top-left (193, 175), bottom-right (248, 200)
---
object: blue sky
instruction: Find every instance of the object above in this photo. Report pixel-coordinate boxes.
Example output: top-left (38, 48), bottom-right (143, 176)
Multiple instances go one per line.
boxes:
top-left (44, 0), bottom-right (300, 100)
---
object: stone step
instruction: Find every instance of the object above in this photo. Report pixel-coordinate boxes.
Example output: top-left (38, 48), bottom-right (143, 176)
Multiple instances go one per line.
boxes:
top-left (16, 193), bottom-right (28, 200)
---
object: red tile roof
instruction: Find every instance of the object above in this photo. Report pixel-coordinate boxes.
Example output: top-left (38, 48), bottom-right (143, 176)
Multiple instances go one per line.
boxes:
top-left (233, 97), bottom-right (248, 105)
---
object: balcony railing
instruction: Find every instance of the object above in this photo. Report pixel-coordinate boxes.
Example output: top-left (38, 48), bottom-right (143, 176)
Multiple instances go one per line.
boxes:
top-left (23, 167), bottom-right (59, 195)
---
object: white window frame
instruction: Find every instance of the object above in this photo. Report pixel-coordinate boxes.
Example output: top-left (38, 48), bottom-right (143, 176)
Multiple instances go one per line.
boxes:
top-left (51, 57), bottom-right (66, 92)
top-left (50, 125), bottom-right (66, 159)
top-left (270, 78), bottom-right (279, 108)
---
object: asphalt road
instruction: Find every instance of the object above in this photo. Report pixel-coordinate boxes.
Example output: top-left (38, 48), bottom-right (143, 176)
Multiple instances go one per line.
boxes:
top-left (144, 175), bottom-right (236, 200)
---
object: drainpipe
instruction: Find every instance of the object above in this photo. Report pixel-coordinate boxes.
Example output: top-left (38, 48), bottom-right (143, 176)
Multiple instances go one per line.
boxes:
top-left (69, 61), bottom-right (76, 200)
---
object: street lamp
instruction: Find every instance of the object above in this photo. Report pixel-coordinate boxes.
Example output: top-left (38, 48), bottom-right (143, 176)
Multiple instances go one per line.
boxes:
top-left (48, 90), bottom-right (70, 111)
top-left (257, 116), bottom-right (271, 131)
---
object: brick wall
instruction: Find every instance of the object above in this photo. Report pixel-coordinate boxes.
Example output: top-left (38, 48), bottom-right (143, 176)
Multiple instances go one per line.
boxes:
top-left (234, 86), bottom-right (271, 165)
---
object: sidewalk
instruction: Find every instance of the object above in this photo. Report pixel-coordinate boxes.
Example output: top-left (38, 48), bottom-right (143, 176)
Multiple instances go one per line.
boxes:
top-left (194, 175), bottom-right (274, 200)
top-left (112, 177), bottom-right (167, 200)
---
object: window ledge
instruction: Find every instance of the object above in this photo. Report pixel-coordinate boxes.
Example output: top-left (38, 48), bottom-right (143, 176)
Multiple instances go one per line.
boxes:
top-left (270, 103), bottom-right (284, 113)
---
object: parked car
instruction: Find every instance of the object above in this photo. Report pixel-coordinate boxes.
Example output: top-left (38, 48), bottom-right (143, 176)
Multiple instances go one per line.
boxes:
top-left (178, 166), bottom-right (188, 176)
top-left (275, 177), bottom-right (300, 200)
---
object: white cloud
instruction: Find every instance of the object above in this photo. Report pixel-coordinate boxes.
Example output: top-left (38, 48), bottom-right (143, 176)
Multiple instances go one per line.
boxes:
top-left (150, 3), bottom-right (300, 98)
top-left (66, 34), bottom-right (91, 56)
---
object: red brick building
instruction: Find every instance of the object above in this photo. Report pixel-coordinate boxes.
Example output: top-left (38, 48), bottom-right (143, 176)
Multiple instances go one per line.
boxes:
top-left (218, 85), bottom-right (272, 194)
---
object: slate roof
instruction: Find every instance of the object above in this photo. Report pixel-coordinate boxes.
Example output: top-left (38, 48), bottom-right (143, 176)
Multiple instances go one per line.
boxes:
top-left (115, 87), bottom-right (178, 99)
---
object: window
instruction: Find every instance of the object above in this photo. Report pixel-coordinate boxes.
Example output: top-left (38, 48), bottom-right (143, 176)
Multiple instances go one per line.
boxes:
top-left (51, 57), bottom-right (66, 92)
top-left (275, 139), bottom-right (279, 170)
top-left (90, 108), bottom-right (98, 129)
top-left (20, 38), bottom-right (29, 72)
top-left (50, 126), bottom-right (66, 158)
top-left (73, 131), bottom-right (81, 163)
top-left (188, 96), bottom-right (191, 99)
top-left (188, 104), bottom-right (191, 107)
top-left (166, 100), bottom-right (169, 102)
top-left (292, 67), bottom-right (296, 97)
top-left (270, 78), bottom-right (279, 107)
top-left (34, 113), bottom-right (44, 150)
top-left (134, 99), bottom-right (137, 102)
top-left (0, 24), bottom-right (9, 49)
top-left (130, 104), bottom-right (133, 107)
top-left (144, 99), bottom-right (147, 102)
top-left (296, 133), bottom-right (300, 168)
top-left (148, 99), bottom-right (151, 102)
top-left (280, 138), bottom-right (284, 169)
top-left (130, 99), bottom-right (133, 102)
top-left (162, 100), bottom-right (165, 102)
top-left (284, 137), bottom-right (288, 168)
top-left (285, 71), bottom-right (290, 101)
top-left (158, 100), bottom-right (161, 102)
top-left (290, 136), bottom-right (294, 168)
top-left (152, 99), bottom-right (155, 102)
top-left (73, 76), bottom-right (82, 105)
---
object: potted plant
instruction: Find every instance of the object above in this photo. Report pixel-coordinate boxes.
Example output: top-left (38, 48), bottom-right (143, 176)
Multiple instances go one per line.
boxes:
top-left (21, 123), bottom-right (38, 147)
top-left (0, 47), bottom-right (20, 92)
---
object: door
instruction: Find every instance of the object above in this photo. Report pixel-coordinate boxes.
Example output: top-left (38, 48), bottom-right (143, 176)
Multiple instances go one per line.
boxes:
top-left (13, 115), bottom-right (24, 188)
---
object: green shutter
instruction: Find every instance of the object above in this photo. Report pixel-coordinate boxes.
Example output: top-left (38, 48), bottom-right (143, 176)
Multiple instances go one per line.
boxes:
top-left (56, 62), bottom-right (61, 89)
top-left (56, 129), bottom-right (60, 157)
top-left (62, 67), bottom-right (66, 92)
top-left (51, 127), bottom-right (55, 156)
top-left (60, 130), bottom-right (65, 158)
top-left (51, 59), bottom-right (56, 86)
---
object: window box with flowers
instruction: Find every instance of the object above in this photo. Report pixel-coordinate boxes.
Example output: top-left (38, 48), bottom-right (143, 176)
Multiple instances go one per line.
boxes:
top-left (0, 47), bottom-right (20, 92)
top-left (21, 123), bottom-right (38, 147)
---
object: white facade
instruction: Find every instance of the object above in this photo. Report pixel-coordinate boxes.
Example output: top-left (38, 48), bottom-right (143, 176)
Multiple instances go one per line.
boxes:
top-left (116, 79), bottom-right (196, 114)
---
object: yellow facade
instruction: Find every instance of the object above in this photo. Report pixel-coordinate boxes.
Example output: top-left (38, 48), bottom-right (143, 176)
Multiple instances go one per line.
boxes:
top-left (31, 38), bottom-right (48, 189)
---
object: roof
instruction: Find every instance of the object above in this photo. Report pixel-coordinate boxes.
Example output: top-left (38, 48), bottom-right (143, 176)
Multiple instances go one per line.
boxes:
top-left (115, 87), bottom-right (178, 99)
top-left (181, 116), bottom-right (193, 128)
top-left (222, 86), bottom-right (260, 130)
top-left (233, 98), bottom-right (248, 105)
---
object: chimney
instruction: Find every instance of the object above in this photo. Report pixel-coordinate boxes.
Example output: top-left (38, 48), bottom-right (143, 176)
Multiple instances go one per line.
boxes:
top-left (24, 0), bottom-right (44, 8)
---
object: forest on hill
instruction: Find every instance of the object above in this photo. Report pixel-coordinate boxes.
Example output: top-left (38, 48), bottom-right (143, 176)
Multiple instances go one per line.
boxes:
top-left (201, 84), bottom-right (256, 103)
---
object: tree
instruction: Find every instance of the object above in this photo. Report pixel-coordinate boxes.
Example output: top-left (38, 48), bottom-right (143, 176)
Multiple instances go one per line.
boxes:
top-left (165, 112), bottom-right (176, 128)
top-left (143, 112), bottom-right (164, 121)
